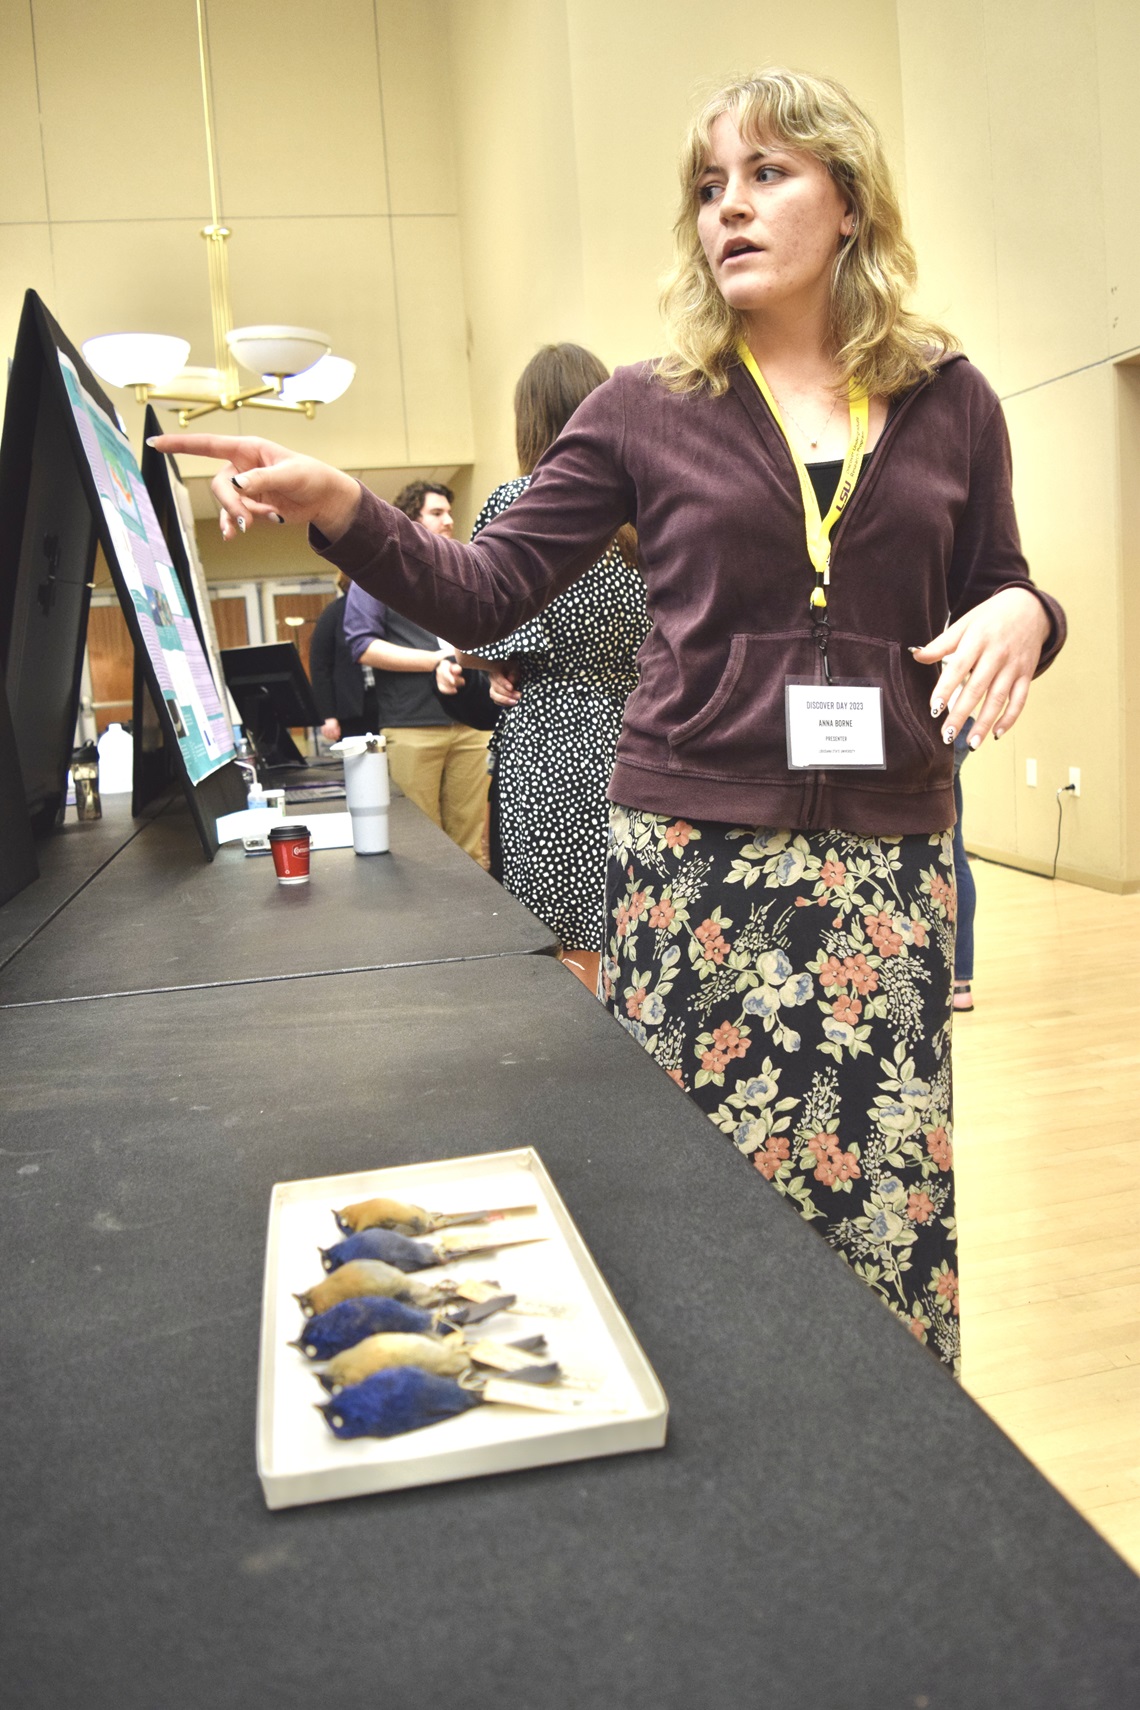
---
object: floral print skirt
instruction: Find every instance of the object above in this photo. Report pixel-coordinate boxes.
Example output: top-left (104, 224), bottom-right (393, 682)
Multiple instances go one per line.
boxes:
top-left (602, 806), bottom-right (961, 1376)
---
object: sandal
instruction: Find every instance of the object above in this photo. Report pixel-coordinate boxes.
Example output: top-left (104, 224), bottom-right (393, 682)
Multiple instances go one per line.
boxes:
top-left (953, 980), bottom-right (974, 1013)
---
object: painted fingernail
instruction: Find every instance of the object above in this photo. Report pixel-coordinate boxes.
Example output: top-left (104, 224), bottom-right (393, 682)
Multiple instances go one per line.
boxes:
top-left (271, 512), bottom-right (285, 524)
top-left (969, 733), bottom-right (982, 749)
top-left (231, 475), bottom-right (246, 491)
top-left (236, 515), bottom-right (246, 533)
top-left (931, 701), bottom-right (945, 718)
top-left (145, 437), bottom-right (158, 447)
top-left (942, 726), bottom-right (956, 744)
top-left (907, 646), bottom-right (921, 655)
top-left (993, 727), bottom-right (1003, 741)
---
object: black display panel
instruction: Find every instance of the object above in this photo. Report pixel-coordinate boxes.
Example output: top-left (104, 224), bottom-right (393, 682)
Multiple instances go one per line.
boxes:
top-left (0, 293), bottom-right (99, 843)
top-left (0, 657), bottom-right (38, 906)
top-left (0, 292), bottom-right (245, 861)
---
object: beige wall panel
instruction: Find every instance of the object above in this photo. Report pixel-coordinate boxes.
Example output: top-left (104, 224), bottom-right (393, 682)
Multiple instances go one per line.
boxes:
top-left (444, 0), bottom-right (586, 516)
top-left (961, 728), bottom-right (1019, 856)
top-left (984, 0), bottom-right (1108, 395)
top-left (1095, 0), bottom-right (1140, 355)
top-left (31, 0), bottom-right (210, 222)
top-left (48, 217), bottom-right (217, 379)
top-left (390, 215), bottom-right (473, 464)
top-left (1, 2), bottom-right (50, 223)
top-left (375, 0), bottom-right (457, 215)
top-left (994, 368), bottom-right (1119, 879)
top-left (0, 230), bottom-right (58, 374)
top-left (895, 0), bottom-right (999, 377)
top-left (565, 0), bottom-right (907, 368)
top-left (206, 0), bottom-right (389, 218)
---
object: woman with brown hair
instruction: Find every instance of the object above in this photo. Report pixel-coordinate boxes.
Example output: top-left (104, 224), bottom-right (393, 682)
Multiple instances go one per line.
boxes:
top-left (445, 344), bottom-right (647, 989)
top-left (156, 69), bottom-right (1064, 1375)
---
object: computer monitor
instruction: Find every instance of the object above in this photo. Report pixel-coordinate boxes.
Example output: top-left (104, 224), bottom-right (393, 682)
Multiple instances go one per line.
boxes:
top-left (220, 642), bottom-right (319, 768)
top-left (0, 291), bottom-right (246, 861)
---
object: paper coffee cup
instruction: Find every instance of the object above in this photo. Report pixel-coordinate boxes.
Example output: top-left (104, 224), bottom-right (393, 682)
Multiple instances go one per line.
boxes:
top-left (268, 824), bottom-right (312, 884)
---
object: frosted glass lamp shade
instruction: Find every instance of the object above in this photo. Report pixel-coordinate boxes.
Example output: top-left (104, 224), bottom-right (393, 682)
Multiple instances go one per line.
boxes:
top-left (273, 355), bottom-right (356, 405)
top-left (81, 333), bottom-right (191, 390)
top-left (227, 325), bottom-right (330, 378)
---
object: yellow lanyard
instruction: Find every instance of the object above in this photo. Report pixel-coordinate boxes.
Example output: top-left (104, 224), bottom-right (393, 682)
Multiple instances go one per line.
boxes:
top-left (737, 339), bottom-right (868, 614)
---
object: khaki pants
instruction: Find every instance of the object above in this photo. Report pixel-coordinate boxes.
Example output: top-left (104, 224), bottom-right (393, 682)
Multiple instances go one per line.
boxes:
top-left (384, 724), bottom-right (491, 865)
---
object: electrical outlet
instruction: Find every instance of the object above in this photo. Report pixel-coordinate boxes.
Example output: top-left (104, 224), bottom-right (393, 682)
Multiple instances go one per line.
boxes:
top-left (1026, 758), bottom-right (1037, 787)
top-left (1068, 767), bottom-right (1081, 797)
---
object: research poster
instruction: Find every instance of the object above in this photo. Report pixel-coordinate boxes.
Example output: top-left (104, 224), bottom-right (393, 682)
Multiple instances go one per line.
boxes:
top-left (60, 353), bottom-right (233, 784)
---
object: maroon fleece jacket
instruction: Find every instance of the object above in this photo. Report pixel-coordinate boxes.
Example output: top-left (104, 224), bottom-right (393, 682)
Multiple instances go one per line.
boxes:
top-left (314, 354), bottom-right (1065, 834)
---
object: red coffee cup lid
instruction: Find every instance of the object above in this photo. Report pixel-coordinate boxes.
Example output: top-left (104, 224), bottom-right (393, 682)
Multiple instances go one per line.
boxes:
top-left (268, 823), bottom-right (310, 840)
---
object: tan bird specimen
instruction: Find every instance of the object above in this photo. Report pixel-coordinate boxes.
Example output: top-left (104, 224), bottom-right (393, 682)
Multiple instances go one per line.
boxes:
top-left (333, 1195), bottom-right (537, 1237)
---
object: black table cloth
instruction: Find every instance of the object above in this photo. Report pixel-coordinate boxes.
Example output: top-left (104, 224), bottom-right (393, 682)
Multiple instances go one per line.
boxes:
top-left (3, 955), bottom-right (1137, 1708)
top-left (0, 793), bottom-right (555, 1006)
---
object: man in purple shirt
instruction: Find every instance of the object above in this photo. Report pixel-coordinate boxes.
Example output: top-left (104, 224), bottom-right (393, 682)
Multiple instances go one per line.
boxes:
top-left (342, 481), bottom-right (490, 864)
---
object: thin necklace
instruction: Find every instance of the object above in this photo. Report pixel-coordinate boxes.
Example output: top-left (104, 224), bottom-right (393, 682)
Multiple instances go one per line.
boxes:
top-left (773, 388), bottom-right (840, 451)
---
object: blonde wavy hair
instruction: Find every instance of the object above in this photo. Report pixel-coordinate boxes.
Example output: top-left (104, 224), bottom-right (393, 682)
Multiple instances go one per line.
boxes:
top-left (658, 69), bottom-right (956, 397)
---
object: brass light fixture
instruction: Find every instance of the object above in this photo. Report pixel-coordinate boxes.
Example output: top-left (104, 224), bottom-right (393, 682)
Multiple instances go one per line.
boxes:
top-left (82, 0), bottom-right (354, 425)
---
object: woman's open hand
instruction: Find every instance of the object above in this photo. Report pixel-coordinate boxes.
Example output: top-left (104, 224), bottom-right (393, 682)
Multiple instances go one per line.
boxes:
top-left (911, 586), bottom-right (1052, 748)
top-left (147, 433), bottom-right (361, 543)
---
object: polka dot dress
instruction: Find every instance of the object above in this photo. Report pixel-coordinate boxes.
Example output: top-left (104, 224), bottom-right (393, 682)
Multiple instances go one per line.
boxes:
top-left (473, 478), bottom-right (649, 950)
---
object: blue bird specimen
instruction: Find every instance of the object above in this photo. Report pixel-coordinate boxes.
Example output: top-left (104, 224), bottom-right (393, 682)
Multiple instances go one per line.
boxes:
top-left (291, 1296), bottom-right (437, 1359)
top-left (319, 1366), bottom-right (593, 1440)
top-left (333, 1196), bottom-right (537, 1238)
top-left (291, 1293), bottom-right (519, 1362)
top-left (319, 1229), bottom-right (427, 1273)
top-left (296, 1259), bottom-right (460, 1318)
top-left (318, 1226), bottom-right (544, 1275)
top-left (320, 1367), bottom-right (482, 1439)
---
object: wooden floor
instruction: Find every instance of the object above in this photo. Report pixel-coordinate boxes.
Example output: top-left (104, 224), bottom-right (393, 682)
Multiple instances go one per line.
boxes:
top-left (954, 858), bottom-right (1140, 1574)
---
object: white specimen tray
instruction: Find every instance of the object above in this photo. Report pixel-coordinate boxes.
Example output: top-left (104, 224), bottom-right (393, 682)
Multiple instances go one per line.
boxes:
top-left (257, 1147), bottom-right (668, 1509)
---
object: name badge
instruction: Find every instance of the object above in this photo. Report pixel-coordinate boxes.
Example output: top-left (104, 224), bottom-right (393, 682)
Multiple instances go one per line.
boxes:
top-left (785, 679), bottom-right (886, 770)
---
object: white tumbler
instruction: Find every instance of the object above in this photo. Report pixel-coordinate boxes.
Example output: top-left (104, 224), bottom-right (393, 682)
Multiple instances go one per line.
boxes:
top-left (339, 734), bottom-right (390, 854)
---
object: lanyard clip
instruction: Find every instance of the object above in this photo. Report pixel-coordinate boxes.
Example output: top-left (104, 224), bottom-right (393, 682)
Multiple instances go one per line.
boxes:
top-left (810, 588), bottom-right (832, 685)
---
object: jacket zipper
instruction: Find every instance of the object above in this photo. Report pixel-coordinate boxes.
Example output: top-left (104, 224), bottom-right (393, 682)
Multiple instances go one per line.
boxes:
top-left (804, 379), bottom-right (931, 829)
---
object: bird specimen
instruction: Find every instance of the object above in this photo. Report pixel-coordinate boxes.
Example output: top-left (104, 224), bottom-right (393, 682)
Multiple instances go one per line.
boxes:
top-left (319, 1364), bottom-right (596, 1440)
top-left (290, 1292), bottom-right (517, 1361)
top-left (319, 1226), bottom-right (544, 1275)
top-left (333, 1196), bottom-right (536, 1238)
top-left (317, 1332), bottom-right (556, 1394)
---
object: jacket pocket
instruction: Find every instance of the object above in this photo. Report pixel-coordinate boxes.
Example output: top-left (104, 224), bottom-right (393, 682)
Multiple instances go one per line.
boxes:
top-left (667, 630), bottom-right (938, 782)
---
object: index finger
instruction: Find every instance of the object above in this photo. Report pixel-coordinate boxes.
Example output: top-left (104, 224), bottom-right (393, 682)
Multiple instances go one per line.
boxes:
top-left (147, 433), bottom-right (254, 464)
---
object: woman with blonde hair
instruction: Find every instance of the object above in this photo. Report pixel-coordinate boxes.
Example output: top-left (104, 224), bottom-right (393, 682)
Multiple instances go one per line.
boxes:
top-left (156, 69), bottom-right (1065, 1375)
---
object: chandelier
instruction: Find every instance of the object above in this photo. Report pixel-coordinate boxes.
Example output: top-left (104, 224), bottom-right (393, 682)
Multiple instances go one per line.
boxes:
top-left (82, 1), bottom-right (354, 425)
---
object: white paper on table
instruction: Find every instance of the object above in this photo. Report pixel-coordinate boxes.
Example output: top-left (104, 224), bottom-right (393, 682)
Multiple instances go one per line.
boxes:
top-left (215, 807), bottom-right (355, 852)
top-left (216, 806), bottom-right (284, 845)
